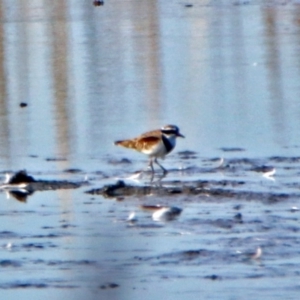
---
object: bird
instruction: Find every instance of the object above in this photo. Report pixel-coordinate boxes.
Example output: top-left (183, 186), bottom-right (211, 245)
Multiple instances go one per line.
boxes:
top-left (114, 125), bottom-right (184, 174)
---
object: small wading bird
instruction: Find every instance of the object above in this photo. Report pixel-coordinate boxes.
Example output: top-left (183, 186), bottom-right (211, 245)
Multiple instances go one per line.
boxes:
top-left (114, 125), bottom-right (184, 174)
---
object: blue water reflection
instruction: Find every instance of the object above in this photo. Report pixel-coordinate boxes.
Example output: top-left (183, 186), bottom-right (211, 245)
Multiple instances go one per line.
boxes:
top-left (1, 1), bottom-right (300, 171)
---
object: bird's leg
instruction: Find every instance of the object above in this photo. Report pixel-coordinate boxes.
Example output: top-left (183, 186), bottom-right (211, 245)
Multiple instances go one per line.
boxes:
top-left (145, 158), bottom-right (155, 182)
top-left (154, 158), bottom-right (168, 174)
top-left (148, 158), bottom-right (155, 173)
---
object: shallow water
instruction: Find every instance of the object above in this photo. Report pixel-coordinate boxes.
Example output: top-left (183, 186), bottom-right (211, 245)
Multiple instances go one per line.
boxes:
top-left (1, 0), bottom-right (300, 299)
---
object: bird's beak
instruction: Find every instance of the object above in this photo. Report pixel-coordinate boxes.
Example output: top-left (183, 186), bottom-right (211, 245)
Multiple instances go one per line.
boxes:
top-left (177, 132), bottom-right (185, 138)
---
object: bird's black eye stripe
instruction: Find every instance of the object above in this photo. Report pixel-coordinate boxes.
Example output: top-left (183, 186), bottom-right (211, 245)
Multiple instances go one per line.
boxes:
top-left (161, 129), bottom-right (178, 135)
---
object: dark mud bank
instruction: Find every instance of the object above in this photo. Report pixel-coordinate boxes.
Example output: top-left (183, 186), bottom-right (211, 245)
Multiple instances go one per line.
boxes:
top-left (85, 155), bottom-right (300, 202)
top-left (85, 179), bottom-right (292, 203)
top-left (4, 170), bottom-right (84, 190)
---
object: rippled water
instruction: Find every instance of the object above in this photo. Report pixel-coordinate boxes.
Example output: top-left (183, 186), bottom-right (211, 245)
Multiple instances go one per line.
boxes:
top-left (1, 0), bottom-right (300, 299)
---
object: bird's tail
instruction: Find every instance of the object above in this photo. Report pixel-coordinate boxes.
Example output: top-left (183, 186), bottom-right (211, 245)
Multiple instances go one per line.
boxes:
top-left (114, 139), bottom-right (136, 149)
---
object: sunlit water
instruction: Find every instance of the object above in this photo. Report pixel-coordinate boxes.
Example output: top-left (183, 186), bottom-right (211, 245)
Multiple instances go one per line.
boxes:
top-left (0, 0), bottom-right (300, 299)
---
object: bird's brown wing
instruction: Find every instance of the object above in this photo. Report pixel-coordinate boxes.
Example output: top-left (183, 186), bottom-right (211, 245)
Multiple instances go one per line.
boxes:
top-left (114, 134), bottom-right (161, 152)
top-left (135, 136), bottom-right (161, 151)
top-left (140, 129), bottom-right (161, 138)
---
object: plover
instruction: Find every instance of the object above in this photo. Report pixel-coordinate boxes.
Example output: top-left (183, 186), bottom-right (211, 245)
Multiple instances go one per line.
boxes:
top-left (114, 124), bottom-right (184, 174)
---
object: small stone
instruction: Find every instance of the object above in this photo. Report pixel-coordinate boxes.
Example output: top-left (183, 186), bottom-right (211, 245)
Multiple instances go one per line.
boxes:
top-left (93, 0), bottom-right (104, 6)
top-left (233, 204), bottom-right (242, 210)
top-left (205, 274), bottom-right (220, 280)
top-left (234, 213), bottom-right (243, 222)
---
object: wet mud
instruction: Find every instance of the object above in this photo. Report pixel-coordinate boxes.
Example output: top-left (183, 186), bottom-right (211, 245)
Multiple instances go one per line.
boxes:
top-left (1, 156), bottom-right (300, 299)
top-left (86, 155), bottom-right (300, 203)
top-left (87, 177), bottom-right (291, 203)
top-left (81, 155), bottom-right (300, 297)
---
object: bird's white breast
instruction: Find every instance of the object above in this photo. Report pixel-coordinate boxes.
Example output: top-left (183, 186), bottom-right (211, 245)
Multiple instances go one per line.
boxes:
top-left (143, 135), bottom-right (177, 158)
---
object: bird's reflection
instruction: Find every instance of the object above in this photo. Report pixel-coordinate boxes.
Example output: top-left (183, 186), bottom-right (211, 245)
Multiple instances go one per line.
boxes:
top-left (130, 170), bottom-right (167, 184)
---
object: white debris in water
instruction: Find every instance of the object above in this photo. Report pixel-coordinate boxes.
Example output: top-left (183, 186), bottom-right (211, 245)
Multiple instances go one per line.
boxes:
top-left (216, 158), bottom-right (224, 168)
top-left (236, 246), bottom-right (262, 260)
top-left (127, 212), bottom-right (137, 223)
top-left (4, 242), bottom-right (13, 250)
top-left (251, 247), bottom-right (262, 260)
top-left (262, 168), bottom-right (276, 180)
top-left (290, 206), bottom-right (299, 212)
top-left (152, 206), bottom-right (182, 222)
